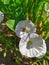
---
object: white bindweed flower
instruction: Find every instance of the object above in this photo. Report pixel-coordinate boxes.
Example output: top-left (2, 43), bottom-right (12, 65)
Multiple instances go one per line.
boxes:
top-left (15, 20), bottom-right (36, 38)
top-left (19, 33), bottom-right (46, 58)
top-left (0, 11), bottom-right (4, 23)
top-left (45, 3), bottom-right (49, 13)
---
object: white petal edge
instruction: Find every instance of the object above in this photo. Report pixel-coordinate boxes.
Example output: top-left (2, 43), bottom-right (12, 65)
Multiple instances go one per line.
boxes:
top-left (36, 39), bottom-right (47, 58)
top-left (0, 11), bottom-right (4, 23)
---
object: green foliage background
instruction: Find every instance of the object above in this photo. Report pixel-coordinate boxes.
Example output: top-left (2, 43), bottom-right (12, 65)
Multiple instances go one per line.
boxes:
top-left (0, 0), bottom-right (49, 39)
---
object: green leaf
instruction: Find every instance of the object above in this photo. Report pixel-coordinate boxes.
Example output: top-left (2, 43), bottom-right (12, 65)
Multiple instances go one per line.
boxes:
top-left (45, 55), bottom-right (49, 60)
top-left (43, 59), bottom-right (48, 65)
top-left (33, 0), bottom-right (49, 22)
top-left (45, 22), bottom-right (49, 30)
top-left (6, 19), bottom-right (16, 31)
top-left (43, 59), bottom-right (46, 65)
top-left (42, 59), bottom-right (48, 65)
top-left (4, 52), bottom-right (6, 58)
top-left (45, 52), bottom-right (49, 60)
top-left (15, 58), bottom-right (21, 65)
top-left (0, 33), bottom-right (13, 47)
top-left (15, 0), bottom-right (21, 4)
top-left (2, 0), bottom-right (10, 4)
top-left (45, 32), bottom-right (49, 40)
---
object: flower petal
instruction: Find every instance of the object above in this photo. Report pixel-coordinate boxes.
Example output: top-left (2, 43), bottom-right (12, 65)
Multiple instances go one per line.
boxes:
top-left (19, 33), bottom-right (46, 58)
top-left (0, 11), bottom-right (4, 23)
top-left (45, 3), bottom-right (49, 13)
top-left (36, 39), bottom-right (46, 58)
top-left (15, 20), bottom-right (36, 38)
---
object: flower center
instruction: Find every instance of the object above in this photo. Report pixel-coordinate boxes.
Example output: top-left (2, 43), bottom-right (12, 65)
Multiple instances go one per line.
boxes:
top-left (22, 28), bottom-right (26, 32)
top-left (27, 40), bottom-right (32, 44)
top-left (26, 40), bottom-right (33, 49)
top-left (22, 27), bottom-right (30, 32)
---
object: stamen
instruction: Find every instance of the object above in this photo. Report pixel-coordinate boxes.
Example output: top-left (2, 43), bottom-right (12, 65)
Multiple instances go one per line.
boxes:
top-left (22, 27), bottom-right (30, 32)
top-left (27, 40), bottom-right (32, 44)
top-left (22, 28), bottom-right (26, 32)
top-left (26, 27), bottom-right (30, 32)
